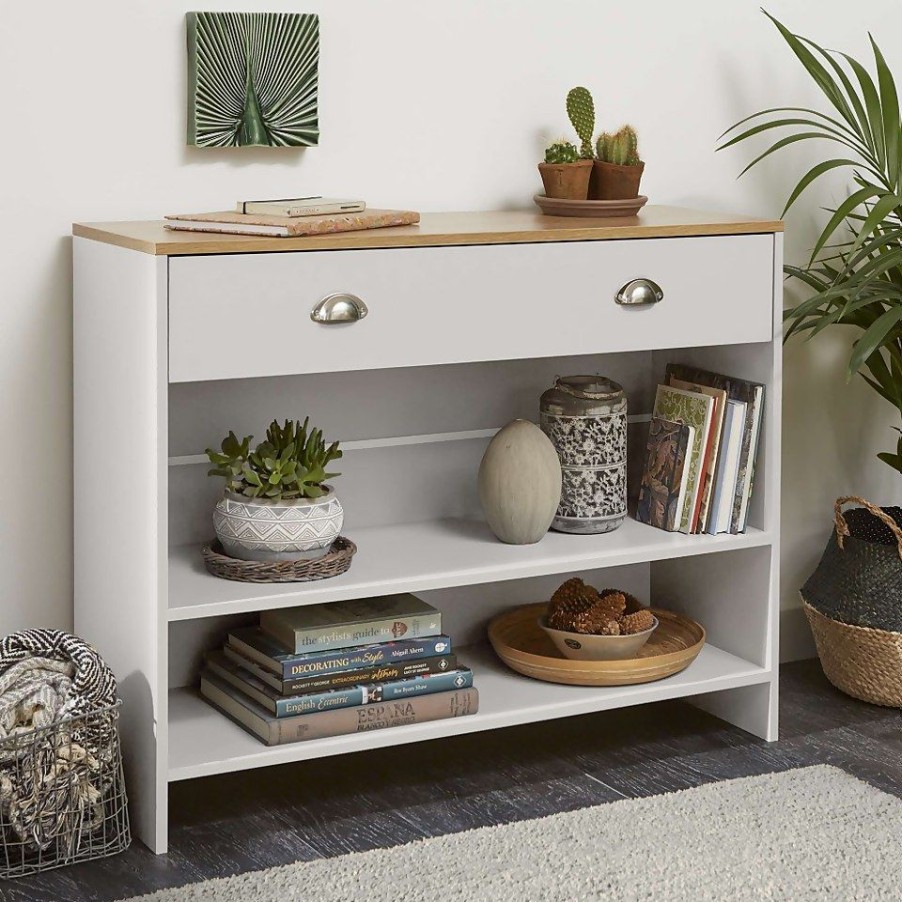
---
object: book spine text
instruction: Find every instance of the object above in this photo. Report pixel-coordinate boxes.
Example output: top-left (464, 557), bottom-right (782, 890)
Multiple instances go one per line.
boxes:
top-left (223, 646), bottom-right (458, 694)
top-left (272, 667), bottom-right (473, 717)
top-left (280, 688), bottom-right (479, 744)
top-left (275, 636), bottom-right (453, 679)
top-left (278, 614), bottom-right (444, 654)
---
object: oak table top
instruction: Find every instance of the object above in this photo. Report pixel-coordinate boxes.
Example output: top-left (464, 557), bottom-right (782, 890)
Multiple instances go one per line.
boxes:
top-left (73, 207), bottom-right (784, 257)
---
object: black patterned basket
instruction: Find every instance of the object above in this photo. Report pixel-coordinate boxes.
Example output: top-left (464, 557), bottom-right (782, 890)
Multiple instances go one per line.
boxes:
top-left (0, 702), bottom-right (130, 878)
top-left (802, 496), bottom-right (902, 631)
top-left (202, 537), bottom-right (356, 583)
top-left (801, 496), bottom-right (902, 707)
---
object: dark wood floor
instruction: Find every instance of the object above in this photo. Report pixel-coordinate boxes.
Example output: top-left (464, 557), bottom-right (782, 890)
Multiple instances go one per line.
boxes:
top-left (5, 659), bottom-right (901, 902)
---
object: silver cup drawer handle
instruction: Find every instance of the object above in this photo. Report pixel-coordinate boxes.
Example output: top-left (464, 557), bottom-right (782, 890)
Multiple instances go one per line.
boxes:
top-left (615, 279), bottom-right (663, 306)
top-left (310, 292), bottom-right (369, 324)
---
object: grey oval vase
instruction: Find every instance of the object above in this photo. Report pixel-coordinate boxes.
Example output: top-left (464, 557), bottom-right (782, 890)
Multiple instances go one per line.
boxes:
top-left (478, 420), bottom-right (562, 545)
top-left (213, 487), bottom-right (344, 561)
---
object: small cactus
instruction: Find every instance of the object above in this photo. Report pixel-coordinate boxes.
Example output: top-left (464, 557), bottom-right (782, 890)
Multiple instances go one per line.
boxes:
top-left (566, 86), bottom-right (596, 159)
top-left (596, 132), bottom-right (614, 163)
top-left (596, 125), bottom-right (641, 166)
top-left (544, 140), bottom-right (579, 164)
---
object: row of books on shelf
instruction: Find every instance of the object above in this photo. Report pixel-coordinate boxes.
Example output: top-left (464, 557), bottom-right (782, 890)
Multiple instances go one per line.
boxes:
top-left (200, 594), bottom-right (478, 746)
top-left (637, 364), bottom-right (764, 536)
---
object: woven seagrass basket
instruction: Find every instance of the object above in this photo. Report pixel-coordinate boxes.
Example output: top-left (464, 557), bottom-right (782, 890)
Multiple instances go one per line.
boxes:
top-left (202, 537), bottom-right (356, 583)
top-left (801, 496), bottom-right (902, 707)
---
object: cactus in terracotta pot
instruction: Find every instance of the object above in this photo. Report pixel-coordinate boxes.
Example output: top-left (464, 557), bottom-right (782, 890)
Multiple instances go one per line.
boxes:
top-left (566, 86), bottom-right (596, 159)
top-left (596, 125), bottom-right (641, 166)
top-left (590, 124), bottom-right (645, 201)
top-left (544, 140), bottom-right (579, 164)
top-left (539, 139), bottom-right (592, 200)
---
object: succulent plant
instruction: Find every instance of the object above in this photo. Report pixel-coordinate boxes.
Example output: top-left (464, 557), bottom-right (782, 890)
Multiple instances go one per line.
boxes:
top-left (206, 417), bottom-right (342, 502)
top-left (544, 140), bottom-right (580, 164)
top-left (596, 125), bottom-right (641, 166)
top-left (566, 86), bottom-right (596, 159)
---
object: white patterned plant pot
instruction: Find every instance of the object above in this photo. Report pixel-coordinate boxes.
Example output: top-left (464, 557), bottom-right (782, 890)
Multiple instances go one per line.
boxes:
top-left (213, 488), bottom-right (344, 562)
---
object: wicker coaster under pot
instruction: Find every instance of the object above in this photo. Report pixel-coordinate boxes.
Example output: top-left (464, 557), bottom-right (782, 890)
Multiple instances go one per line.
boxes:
top-left (202, 537), bottom-right (356, 583)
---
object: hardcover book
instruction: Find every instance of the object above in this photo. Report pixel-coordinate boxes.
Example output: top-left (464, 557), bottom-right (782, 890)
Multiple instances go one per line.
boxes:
top-left (636, 418), bottom-right (694, 532)
top-left (236, 197), bottom-right (366, 217)
top-left (222, 644), bottom-right (459, 695)
top-left (652, 385), bottom-right (715, 533)
top-left (665, 364), bottom-right (764, 533)
top-left (228, 627), bottom-right (452, 679)
top-left (260, 594), bottom-right (442, 654)
top-left (707, 399), bottom-right (747, 535)
top-left (204, 651), bottom-right (473, 717)
top-left (200, 671), bottom-right (479, 746)
top-left (668, 377), bottom-right (728, 534)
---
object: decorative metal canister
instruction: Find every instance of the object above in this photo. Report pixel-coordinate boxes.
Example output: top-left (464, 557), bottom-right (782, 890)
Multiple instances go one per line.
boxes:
top-left (540, 376), bottom-right (627, 534)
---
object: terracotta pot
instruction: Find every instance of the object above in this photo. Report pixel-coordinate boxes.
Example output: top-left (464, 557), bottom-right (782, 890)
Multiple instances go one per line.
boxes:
top-left (538, 159), bottom-right (592, 200)
top-left (589, 160), bottom-right (645, 200)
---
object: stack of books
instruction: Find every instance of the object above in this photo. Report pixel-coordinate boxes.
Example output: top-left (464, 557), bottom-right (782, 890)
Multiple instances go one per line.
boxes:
top-left (164, 196), bottom-right (420, 238)
top-left (637, 364), bottom-right (764, 535)
top-left (200, 594), bottom-right (478, 746)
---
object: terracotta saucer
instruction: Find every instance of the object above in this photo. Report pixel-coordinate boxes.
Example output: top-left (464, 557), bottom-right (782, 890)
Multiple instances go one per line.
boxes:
top-left (533, 194), bottom-right (649, 218)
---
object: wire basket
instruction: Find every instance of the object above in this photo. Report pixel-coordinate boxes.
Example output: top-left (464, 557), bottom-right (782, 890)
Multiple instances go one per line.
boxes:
top-left (0, 701), bottom-right (130, 878)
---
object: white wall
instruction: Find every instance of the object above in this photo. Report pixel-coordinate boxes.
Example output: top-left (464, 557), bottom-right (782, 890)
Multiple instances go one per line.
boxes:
top-left (2, 0), bottom-right (900, 658)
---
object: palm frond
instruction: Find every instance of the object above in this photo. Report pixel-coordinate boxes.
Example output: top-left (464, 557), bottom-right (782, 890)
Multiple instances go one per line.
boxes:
top-left (187, 11), bottom-right (319, 147)
top-left (722, 12), bottom-right (902, 473)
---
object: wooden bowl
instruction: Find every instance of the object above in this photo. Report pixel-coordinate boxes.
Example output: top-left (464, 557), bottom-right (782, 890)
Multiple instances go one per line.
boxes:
top-left (538, 614), bottom-right (658, 661)
top-left (489, 602), bottom-right (705, 687)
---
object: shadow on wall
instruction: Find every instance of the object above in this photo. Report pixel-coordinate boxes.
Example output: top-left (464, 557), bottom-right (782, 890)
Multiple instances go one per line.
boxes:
top-left (781, 327), bottom-right (900, 635)
top-left (3, 236), bottom-right (74, 633)
top-left (181, 145), bottom-right (307, 169)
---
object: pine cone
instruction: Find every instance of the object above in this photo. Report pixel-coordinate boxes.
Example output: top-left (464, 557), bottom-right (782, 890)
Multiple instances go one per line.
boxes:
top-left (595, 591), bottom-right (627, 620)
top-left (600, 589), bottom-right (642, 614)
top-left (620, 609), bottom-right (656, 635)
top-left (568, 608), bottom-right (616, 634)
top-left (547, 578), bottom-right (602, 631)
top-left (549, 579), bottom-right (653, 636)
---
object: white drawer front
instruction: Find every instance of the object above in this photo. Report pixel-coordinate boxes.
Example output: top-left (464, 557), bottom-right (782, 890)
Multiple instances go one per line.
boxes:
top-left (168, 234), bottom-right (774, 382)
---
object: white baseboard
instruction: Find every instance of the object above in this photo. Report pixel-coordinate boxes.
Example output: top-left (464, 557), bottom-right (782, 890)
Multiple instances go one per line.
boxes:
top-left (780, 606), bottom-right (817, 662)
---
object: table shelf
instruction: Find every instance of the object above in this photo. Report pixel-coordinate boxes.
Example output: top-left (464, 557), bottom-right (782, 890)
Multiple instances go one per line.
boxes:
top-left (74, 209), bottom-right (783, 853)
top-left (169, 518), bottom-right (773, 621)
top-left (168, 641), bottom-right (770, 781)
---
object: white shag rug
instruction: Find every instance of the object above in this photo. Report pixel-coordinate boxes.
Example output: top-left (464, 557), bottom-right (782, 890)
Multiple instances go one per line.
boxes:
top-left (122, 766), bottom-right (901, 901)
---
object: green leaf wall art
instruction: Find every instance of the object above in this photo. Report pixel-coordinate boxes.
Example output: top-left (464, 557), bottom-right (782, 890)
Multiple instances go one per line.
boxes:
top-left (187, 11), bottom-right (319, 147)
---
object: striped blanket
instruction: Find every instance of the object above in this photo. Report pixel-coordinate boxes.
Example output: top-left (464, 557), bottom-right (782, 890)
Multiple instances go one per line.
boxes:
top-left (0, 630), bottom-right (119, 849)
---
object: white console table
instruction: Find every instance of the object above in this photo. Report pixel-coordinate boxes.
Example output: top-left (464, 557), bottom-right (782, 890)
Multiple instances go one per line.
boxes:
top-left (73, 208), bottom-right (783, 853)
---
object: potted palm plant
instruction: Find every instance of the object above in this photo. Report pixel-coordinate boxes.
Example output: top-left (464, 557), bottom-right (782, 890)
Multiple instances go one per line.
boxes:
top-left (206, 418), bottom-right (343, 561)
top-left (720, 12), bottom-right (902, 474)
top-left (720, 11), bottom-right (902, 706)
